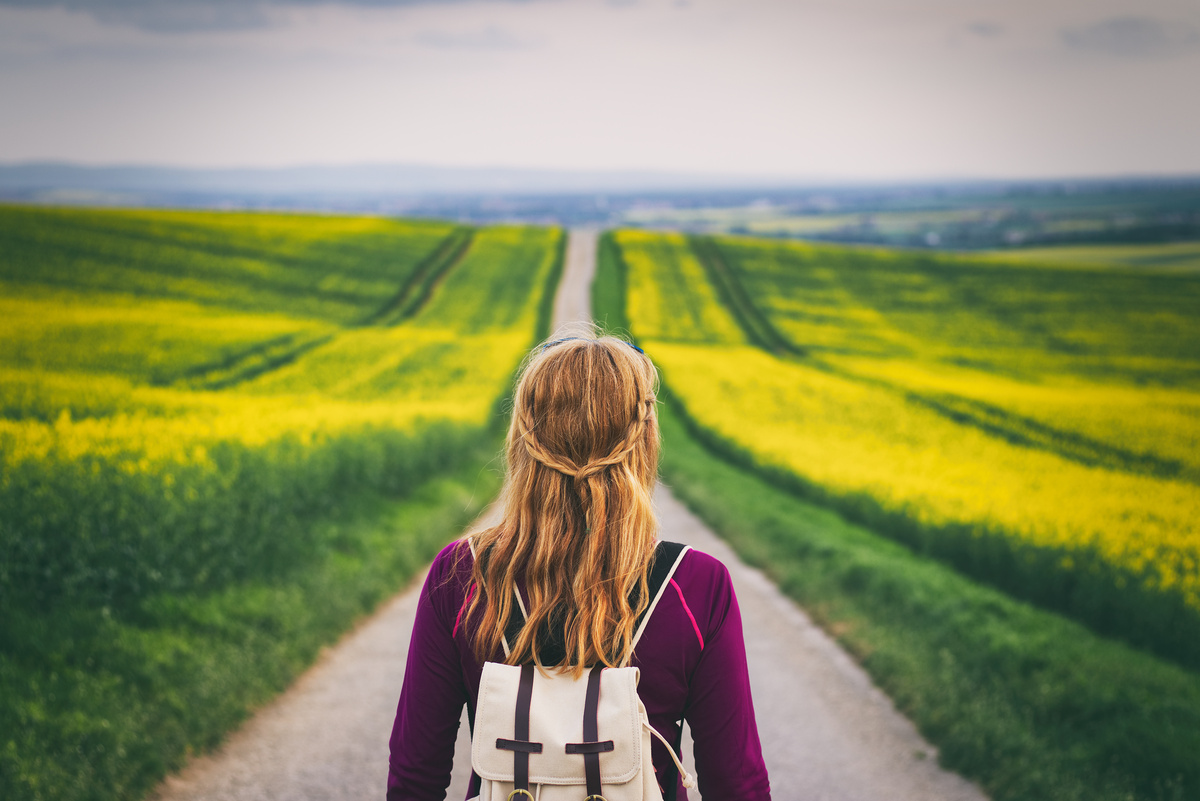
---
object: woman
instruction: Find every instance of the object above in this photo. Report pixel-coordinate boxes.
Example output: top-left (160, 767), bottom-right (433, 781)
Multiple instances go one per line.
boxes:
top-left (387, 332), bottom-right (771, 800)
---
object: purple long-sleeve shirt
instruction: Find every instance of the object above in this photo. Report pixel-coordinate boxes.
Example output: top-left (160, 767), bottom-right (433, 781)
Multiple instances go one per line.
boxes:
top-left (387, 540), bottom-right (771, 801)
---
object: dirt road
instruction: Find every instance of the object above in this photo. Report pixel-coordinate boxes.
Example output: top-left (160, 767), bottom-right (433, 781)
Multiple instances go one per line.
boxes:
top-left (154, 229), bottom-right (987, 801)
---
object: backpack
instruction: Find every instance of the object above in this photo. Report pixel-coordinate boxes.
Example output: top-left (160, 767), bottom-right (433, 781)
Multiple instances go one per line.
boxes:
top-left (466, 540), bottom-right (698, 801)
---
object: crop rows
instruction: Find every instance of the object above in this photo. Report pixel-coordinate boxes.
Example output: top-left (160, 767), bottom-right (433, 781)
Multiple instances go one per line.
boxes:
top-left (612, 229), bottom-right (1200, 668)
top-left (0, 207), bottom-right (562, 611)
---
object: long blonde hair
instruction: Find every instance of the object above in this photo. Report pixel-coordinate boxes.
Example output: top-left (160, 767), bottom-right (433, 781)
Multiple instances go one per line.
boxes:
top-left (466, 330), bottom-right (660, 676)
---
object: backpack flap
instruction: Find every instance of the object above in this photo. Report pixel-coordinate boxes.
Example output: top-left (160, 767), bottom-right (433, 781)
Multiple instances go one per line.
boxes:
top-left (472, 662), bottom-right (644, 787)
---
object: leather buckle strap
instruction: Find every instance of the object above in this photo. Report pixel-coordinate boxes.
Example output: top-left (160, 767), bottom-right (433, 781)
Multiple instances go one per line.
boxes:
top-left (510, 664), bottom-right (537, 791)
top-left (581, 666), bottom-right (605, 798)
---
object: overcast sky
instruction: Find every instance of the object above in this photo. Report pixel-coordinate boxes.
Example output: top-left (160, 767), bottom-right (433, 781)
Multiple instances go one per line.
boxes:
top-left (1, 0), bottom-right (1198, 180)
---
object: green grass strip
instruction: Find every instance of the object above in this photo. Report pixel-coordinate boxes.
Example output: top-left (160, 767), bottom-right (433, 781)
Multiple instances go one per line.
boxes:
top-left (0, 452), bottom-right (502, 801)
top-left (593, 230), bottom-right (630, 333)
top-left (657, 400), bottom-right (1200, 801)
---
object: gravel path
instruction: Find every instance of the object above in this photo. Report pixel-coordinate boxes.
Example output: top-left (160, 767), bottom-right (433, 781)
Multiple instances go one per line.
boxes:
top-left (553, 226), bottom-right (598, 330)
top-left (153, 229), bottom-right (988, 801)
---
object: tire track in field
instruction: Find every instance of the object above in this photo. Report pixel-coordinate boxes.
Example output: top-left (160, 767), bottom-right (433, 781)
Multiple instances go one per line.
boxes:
top-left (169, 228), bottom-right (476, 393)
top-left (687, 237), bottom-right (1180, 482)
top-left (363, 227), bottom-right (474, 326)
top-left (152, 227), bottom-right (988, 801)
top-left (166, 331), bottom-right (336, 390)
top-left (688, 234), bottom-right (801, 356)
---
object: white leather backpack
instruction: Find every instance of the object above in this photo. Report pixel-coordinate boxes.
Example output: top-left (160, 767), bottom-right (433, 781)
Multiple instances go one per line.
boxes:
top-left (466, 541), bottom-right (697, 801)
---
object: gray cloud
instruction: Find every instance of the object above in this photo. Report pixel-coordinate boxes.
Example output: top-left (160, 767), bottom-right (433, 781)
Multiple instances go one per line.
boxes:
top-left (966, 21), bottom-right (1003, 39)
top-left (1061, 16), bottom-right (1200, 59)
top-left (0, 0), bottom-right (540, 34)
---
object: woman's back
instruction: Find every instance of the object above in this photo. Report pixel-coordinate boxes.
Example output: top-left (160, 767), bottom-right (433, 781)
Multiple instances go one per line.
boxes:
top-left (387, 539), bottom-right (771, 800)
top-left (386, 333), bottom-right (770, 799)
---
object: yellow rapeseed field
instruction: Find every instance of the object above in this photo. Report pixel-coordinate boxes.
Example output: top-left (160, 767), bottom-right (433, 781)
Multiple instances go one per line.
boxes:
top-left (615, 229), bottom-right (1200, 659)
top-left (621, 230), bottom-right (746, 344)
top-left (654, 342), bottom-right (1199, 602)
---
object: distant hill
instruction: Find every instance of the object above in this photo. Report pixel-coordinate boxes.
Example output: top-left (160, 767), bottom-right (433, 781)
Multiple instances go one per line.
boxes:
top-left (2, 162), bottom-right (1197, 239)
top-left (0, 161), bottom-right (795, 200)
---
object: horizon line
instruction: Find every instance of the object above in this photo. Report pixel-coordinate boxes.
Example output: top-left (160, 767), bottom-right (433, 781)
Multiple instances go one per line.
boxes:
top-left (3, 159), bottom-right (1200, 190)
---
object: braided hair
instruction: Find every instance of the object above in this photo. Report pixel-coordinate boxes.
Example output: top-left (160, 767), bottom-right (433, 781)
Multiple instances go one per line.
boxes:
top-left (464, 331), bottom-right (660, 674)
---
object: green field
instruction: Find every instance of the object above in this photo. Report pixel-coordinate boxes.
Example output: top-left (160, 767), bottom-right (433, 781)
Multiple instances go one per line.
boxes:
top-left (596, 230), bottom-right (1200, 800)
top-left (987, 241), bottom-right (1200, 272)
top-left (0, 205), bottom-right (562, 801)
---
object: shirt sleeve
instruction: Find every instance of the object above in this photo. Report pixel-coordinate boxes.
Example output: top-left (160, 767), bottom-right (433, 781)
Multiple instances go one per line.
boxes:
top-left (387, 546), bottom-right (469, 801)
top-left (682, 561), bottom-right (772, 800)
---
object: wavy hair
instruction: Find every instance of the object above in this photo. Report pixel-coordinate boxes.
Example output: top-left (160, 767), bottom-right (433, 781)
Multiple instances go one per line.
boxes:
top-left (465, 329), bottom-right (660, 676)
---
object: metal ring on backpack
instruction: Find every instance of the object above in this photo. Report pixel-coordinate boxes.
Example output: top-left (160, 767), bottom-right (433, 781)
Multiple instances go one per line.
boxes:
top-left (507, 791), bottom-right (535, 801)
top-left (583, 796), bottom-right (608, 801)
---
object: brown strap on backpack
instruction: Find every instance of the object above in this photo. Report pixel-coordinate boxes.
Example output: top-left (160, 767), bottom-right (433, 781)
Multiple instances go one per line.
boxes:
top-left (495, 663), bottom-right (540, 796)
top-left (562, 665), bottom-right (613, 798)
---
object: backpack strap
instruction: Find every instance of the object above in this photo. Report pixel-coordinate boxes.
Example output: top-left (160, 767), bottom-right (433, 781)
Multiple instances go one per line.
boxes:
top-left (563, 665), bottom-right (611, 798)
top-left (633, 541), bottom-right (691, 799)
top-left (502, 583), bottom-right (529, 659)
top-left (629, 541), bottom-right (690, 654)
top-left (493, 663), bottom-right (540, 796)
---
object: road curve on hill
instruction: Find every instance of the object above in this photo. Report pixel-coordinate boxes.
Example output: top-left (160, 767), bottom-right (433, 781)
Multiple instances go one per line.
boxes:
top-left (153, 228), bottom-right (988, 801)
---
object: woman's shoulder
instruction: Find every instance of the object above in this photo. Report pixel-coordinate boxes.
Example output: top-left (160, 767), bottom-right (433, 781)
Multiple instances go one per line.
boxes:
top-left (634, 545), bottom-right (737, 662)
top-left (665, 544), bottom-right (737, 620)
top-left (432, 537), bottom-right (474, 570)
top-left (425, 538), bottom-right (475, 597)
top-left (672, 544), bottom-right (733, 587)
